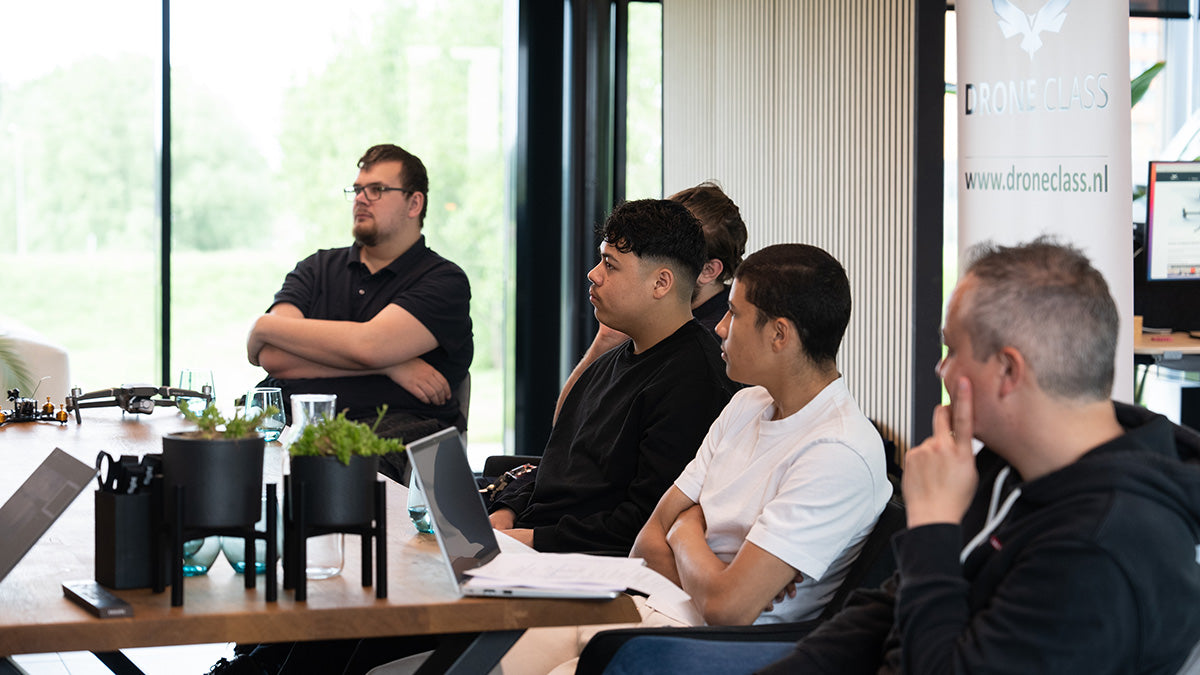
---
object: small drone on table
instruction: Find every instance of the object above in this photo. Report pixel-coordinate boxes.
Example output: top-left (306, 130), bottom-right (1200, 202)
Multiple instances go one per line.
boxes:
top-left (0, 388), bottom-right (72, 427)
top-left (65, 384), bottom-right (214, 424)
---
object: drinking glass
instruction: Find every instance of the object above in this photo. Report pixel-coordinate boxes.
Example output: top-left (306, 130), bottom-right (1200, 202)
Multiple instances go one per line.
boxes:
top-left (220, 497), bottom-right (284, 574)
top-left (181, 537), bottom-right (221, 576)
top-left (245, 387), bottom-right (286, 442)
top-left (408, 475), bottom-right (434, 534)
top-left (177, 368), bottom-right (214, 414)
top-left (286, 394), bottom-right (344, 578)
top-left (290, 393), bottom-right (338, 434)
top-left (305, 534), bottom-right (345, 579)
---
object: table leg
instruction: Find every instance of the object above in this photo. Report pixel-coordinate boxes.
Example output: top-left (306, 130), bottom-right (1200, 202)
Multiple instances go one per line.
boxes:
top-left (93, 651), bottom-right (147, 675)
top-left (1135, 363), bottom-right (1151, 404)
top-left (414, 630), bottom-right (524, 675)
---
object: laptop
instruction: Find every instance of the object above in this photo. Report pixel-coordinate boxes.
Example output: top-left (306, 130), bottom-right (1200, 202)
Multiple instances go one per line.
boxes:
top-left (407, 427), bottom-right (621, 600)
top-left (0, 448), bottom-right (96, 583)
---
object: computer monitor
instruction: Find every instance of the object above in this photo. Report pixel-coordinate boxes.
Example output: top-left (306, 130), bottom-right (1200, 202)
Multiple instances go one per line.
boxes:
top-left (1146, 161), bottom-right (1200, 281)
top-left (1135, 160), bottom-right (1200, 332)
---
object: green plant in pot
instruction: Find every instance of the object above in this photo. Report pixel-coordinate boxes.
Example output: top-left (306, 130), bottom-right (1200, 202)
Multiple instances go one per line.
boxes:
top-left (287, 408), bottom-right (402, 528)
top-left (163, 403), bottom-right (278, 530)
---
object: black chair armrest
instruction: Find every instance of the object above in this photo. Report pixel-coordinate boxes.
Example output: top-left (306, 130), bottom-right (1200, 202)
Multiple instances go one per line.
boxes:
top-left (482, 454), bottom-right (540, 478)
top-left (577, 491), bottom-right (905, 675)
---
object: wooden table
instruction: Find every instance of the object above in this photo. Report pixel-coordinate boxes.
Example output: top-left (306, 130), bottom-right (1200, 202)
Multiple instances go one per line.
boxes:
top-left (0, 409), bottom-right (637, 673)
top-left (1134, 331), bottom-right (1200, 359)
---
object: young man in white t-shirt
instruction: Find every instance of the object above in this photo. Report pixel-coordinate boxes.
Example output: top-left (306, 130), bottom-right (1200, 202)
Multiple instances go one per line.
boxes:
top-left (632, 243), bottom-right (893, 625)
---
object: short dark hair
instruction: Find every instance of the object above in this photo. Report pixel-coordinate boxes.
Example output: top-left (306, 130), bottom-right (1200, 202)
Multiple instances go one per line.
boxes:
top-left (596, 199), bottom-right (707, 298)
top-left (357, 144), bottom-right (429, 222)
top-left (668, 181), bottom-right (748, 283)
top-left (734, 244), bottom-right (851, 365)
top-left (963, 237), bottom-right (1117, 400)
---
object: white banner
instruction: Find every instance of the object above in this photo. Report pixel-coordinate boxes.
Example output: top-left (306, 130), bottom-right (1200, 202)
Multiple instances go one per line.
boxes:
top-left (957, 0), bottom-right (1133, 400)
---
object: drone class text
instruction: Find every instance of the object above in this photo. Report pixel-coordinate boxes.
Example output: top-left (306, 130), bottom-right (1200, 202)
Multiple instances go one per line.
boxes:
top-left (963, 72), bottom-right (1111, 116)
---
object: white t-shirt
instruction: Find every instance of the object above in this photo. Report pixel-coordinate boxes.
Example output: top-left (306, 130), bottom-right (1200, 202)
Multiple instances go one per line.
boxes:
top-left (674, 379), bottom-right (892, 624)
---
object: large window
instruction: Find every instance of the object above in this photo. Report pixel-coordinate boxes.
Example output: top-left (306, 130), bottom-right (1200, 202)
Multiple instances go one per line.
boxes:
top-left (626, 1), bottom-right (663, 199)
top-left (0, 2), bottom-right (161, 400)
top-left (1, 0), bottom-right (511, 459)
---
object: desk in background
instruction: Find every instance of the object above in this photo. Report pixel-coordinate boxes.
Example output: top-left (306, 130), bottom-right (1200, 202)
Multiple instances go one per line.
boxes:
top-left (1134, 331), bottom-right (1200, 430)
top-left (0, 410), bottom-right (637, 673)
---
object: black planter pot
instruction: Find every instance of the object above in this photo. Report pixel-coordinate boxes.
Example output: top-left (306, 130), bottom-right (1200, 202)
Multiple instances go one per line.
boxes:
top-left (162, 433), bottom-right (265, 529)
top-left (288, 455), bottom-right (380, 527)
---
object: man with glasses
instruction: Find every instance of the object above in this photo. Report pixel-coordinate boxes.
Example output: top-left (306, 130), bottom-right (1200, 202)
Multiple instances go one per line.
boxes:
top-left (247, 144), bottom-right (473, 478)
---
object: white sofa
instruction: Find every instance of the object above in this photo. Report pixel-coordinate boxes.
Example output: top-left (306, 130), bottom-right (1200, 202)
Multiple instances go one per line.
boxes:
top-left (0, 317), bottom-right (71, 406)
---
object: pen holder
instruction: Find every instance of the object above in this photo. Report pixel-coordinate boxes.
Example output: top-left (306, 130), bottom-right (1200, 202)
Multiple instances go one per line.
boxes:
top-left (95, 490), bottom-right (165, 589)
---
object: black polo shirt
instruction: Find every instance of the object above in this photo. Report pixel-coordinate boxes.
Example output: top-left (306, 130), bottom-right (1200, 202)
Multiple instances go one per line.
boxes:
top-left (268, 236), bottom-right (473, 426)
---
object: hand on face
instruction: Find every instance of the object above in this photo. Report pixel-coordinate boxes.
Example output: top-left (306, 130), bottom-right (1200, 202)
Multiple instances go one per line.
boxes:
top-left (902, 376), bottom-right (979, 528)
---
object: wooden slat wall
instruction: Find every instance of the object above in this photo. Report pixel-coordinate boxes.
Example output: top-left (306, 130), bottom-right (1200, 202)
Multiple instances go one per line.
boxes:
top-left (663, 0), bottom-right (917, 448)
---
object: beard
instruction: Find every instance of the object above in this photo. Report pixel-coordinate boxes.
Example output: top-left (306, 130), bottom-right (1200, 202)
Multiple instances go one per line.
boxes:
top-left (353, 221), bottom-right (378, 248)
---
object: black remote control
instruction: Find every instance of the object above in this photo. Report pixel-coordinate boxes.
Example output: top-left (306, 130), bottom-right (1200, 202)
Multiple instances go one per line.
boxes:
top-left (62, 580), bottom-right (134, 618)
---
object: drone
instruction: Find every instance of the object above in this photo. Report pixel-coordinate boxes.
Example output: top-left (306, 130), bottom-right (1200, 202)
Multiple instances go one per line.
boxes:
top-left (0, 388), bottom-right (72, 427)
top-left (65, 384), bottom-right (214, 424)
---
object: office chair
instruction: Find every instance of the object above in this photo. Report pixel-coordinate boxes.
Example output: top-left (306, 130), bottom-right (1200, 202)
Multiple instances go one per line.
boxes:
top-left (574, 493), bottom-right (906, 675)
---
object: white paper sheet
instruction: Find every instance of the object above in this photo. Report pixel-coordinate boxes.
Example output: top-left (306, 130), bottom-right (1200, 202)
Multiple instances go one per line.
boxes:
top-left (463, 553), bottom-right (646, 592)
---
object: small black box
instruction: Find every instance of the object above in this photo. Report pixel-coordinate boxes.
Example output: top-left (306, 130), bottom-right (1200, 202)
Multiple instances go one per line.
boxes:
top-left (94, 490), bottom-right (158, 589)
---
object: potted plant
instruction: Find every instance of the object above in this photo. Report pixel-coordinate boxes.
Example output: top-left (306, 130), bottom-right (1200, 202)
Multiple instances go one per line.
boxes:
top-left (286, 408), bottom-right (402, 527)
top-left (162, 403), bottom-right (277, 529)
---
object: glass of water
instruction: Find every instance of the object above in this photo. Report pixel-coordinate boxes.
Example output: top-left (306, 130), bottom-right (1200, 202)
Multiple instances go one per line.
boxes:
top-left (245, 387), bottom-right (286, 442)
top-left (181, 537), bottom-right (221, 576)
top-left (177, 368), bottom-right (214, 414)
top-left (408, 474), bottom-right (434, 534)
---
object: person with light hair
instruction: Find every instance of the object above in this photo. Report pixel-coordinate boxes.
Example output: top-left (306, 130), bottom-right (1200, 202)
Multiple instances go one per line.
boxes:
top-left (599, 237), bottom-right (1200, 675)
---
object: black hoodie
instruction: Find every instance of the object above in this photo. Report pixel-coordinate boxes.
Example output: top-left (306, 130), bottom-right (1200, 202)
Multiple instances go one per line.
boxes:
top-left (761, 403), bottom-right (1200, 675)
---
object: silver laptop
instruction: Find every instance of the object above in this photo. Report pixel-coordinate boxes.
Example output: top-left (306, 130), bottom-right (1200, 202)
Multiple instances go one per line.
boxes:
top-left (0, 448), bottom-right (96, 583)
top-left (407, 427), bottom-right (620, 600)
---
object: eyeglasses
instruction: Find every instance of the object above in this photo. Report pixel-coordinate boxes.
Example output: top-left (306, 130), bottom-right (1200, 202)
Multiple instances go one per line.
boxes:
top-left (344, 184), bottom-right (413, 202)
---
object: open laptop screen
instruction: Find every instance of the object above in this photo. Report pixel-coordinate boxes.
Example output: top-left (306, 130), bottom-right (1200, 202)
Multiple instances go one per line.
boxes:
top-left (0, 448), bottom-right (95, 583)
top-left (407, 428), bottom-right (501, 584)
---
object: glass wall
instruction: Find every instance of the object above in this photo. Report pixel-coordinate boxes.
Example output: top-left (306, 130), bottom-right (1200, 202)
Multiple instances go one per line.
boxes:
top-left (1, 0), bottom-right (510, 457)
top-left (626, 1), bottom-right (663, 199)
top-left (0, 2), bottom-right (161, 400)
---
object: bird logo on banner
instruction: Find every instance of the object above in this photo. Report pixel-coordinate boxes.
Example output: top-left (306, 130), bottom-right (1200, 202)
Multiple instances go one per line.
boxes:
top-left (992, 0), bottom-right (1069, 60)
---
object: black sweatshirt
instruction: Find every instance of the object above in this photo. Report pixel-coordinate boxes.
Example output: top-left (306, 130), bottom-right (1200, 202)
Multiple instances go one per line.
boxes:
top-left (762, 403), bottom-right (1200, 675)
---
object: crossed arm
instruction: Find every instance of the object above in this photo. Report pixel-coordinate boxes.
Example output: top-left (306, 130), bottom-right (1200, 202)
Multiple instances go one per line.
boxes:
top-left (632, 486), bottom-right (802, 626)
top-left (487, 507), bottom-right (532, 547)
top-left (248, 303), bottom-right (451, 405)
